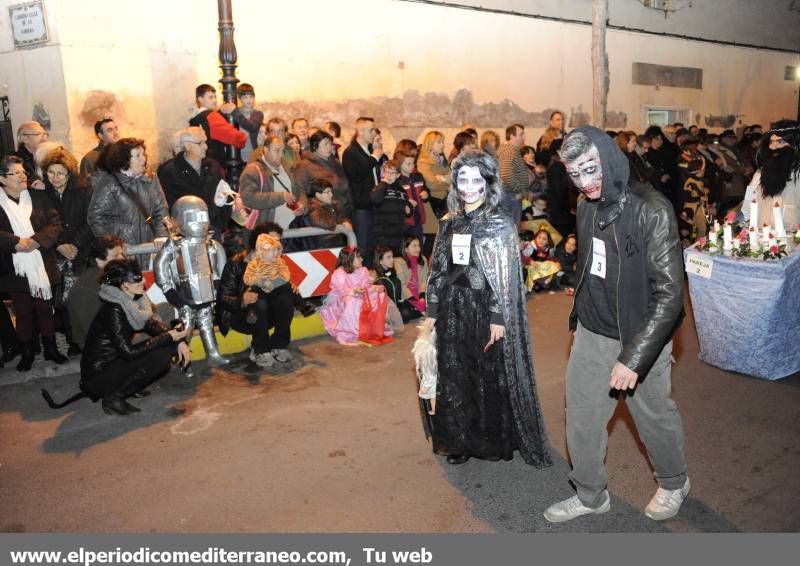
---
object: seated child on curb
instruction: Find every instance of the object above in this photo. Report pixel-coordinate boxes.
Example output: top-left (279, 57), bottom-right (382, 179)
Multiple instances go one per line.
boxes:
top-left (374, 245), bottom-right (421, 324)
top-left (393, 236), bottom-right (427, 314)
top-left (552, 233), bottom-right (578, 293)
top-left (521, 228), bottom-right (561, 292)
top-left (320, 246), bottom-right (393, 346)
top-left (243, 233), bottom-right (290, 294)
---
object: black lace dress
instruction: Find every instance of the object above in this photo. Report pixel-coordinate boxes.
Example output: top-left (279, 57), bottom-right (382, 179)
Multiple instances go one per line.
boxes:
top-left (427, 205), bottom-right (552, 467)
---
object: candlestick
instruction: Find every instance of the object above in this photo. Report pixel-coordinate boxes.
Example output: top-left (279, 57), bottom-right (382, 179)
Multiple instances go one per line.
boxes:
top-left (773, 203), bottom-right (786, 237)
top-left (749, 226), bottom-right (759, 250)
top-left (749, 200), bottom-right (759, 229)
top-left (723, 224), bottom-right (733, 250)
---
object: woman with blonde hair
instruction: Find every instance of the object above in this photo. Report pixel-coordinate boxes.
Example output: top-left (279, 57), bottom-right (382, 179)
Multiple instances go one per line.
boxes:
top-left (480, 130), bottom-right (500, 157)
top-left (416, 131), bottom-right (450, 237)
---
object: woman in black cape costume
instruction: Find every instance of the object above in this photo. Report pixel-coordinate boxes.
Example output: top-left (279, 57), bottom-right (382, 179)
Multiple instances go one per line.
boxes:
top-left (423, 152), bottom-right (552, 468)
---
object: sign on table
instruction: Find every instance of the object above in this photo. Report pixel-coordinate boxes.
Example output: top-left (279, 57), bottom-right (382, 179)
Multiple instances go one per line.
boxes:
top-left (686, 253), bottom-right (714, 279)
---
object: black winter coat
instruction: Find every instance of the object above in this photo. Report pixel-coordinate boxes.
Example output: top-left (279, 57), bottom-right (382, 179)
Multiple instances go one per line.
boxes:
top-left (80, 301), bottom-right (172, 396)
top-left (216, 252), bottom-right (247, 335)
top-left (342, 141), bottom-right (381, 211)
top-left (545, 160), bottom-right (576, 237)
top-left (0, 189), bottom-right (63, 293)
top-left (370, 181), bottom-right (411, 253)
top-left (157, 153), bottom-right (230, 230)
top-left (43, 176), bottom-right (94, 273)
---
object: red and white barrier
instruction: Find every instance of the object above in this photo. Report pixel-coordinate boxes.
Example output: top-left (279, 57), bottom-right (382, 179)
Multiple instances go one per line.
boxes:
top-left (283, 247), bottom-right (342, 298)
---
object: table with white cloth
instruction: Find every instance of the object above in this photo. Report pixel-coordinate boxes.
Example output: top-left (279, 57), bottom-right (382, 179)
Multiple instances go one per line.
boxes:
top-left (683, 248), bottom-right (800, 380)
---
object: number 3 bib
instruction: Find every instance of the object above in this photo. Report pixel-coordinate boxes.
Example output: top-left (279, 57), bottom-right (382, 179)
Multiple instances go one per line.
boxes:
top-left (590, 237), bottom-right (606, 279)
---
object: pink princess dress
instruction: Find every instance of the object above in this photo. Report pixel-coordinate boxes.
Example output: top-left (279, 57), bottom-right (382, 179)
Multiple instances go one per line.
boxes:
top-left (320, 267), bottom-right (393, 345)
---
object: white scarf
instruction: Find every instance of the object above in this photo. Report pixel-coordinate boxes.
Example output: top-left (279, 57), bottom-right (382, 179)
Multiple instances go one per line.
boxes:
top-left (0, 189), bottom-right (52, 299)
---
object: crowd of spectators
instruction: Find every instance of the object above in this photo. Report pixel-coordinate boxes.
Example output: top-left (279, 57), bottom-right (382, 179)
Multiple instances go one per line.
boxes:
top-left (2, 81), bottom-right (798, 413)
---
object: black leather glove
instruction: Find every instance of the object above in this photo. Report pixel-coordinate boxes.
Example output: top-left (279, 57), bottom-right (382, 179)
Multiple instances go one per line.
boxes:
top-left (164, 288), bottom-right (188, 308)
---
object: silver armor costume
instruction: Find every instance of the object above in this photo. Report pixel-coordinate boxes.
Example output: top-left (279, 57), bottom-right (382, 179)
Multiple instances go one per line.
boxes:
top-left (155, 196), bottom-right (228, 368)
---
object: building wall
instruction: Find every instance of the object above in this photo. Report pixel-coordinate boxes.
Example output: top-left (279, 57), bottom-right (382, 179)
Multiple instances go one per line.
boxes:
top-left (434, 0), bottom-right (800, 51)
top-left (1, 0), bottom-right (797, 165)
top-left (0, 0), bottom-right (68, 144)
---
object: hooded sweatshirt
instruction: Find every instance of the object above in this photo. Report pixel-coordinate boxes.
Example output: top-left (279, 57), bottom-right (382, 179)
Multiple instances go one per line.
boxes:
top-left (573, 126), bottom-right (631, 340)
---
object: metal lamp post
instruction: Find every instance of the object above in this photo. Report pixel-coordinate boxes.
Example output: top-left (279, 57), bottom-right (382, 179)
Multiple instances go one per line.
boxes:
top-left (217, 0), bottom-right (243, 186)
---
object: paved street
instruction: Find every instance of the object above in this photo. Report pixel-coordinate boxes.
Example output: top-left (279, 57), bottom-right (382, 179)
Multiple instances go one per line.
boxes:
top-left (1, 291), bottom-right (798, 533)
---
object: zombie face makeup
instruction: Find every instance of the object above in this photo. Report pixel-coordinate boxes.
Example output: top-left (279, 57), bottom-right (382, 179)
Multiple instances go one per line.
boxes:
top-left (565, 146), bottom-right (603, 200)
top-left (456, 165), bottom-right (486, 205)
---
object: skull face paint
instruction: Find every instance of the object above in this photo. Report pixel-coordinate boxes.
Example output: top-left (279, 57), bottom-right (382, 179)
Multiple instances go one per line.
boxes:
top-left (565, 145), bottom-right (603, 200)
top-left (456, 165), bottom-right (486, 205)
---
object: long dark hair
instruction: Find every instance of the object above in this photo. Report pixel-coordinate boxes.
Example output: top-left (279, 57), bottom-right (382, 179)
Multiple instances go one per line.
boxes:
top-left (400, 236), bottom-right (425, 267)
top-left (758, 120), bottom-right (800, 198)
top-left (373, 245), bottom-right (394, 272)
top-left (336, 246), bottom-right (362, 274)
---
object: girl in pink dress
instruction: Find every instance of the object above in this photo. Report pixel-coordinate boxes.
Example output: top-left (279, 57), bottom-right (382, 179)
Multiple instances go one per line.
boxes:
top-left (320, 246), bottom-right (393, 345)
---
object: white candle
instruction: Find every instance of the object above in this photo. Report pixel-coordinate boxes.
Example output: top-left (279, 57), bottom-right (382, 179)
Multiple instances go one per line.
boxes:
top-left (723, 224), bottom-right (733, 250)
top-left (762, 225), bottom-right (770, 242)
top-left (713, 220), bottom-right (720, 234)
top-left (749, 200), bottom-right (759, 229)
top-left (773, 203), bottom-right (786, 236)
top-left (748, 226), bottom-right (758, 250)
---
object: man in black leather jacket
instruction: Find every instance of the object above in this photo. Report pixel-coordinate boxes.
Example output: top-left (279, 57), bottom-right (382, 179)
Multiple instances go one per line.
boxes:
top-left (544, 126), bottom-right (689, 524)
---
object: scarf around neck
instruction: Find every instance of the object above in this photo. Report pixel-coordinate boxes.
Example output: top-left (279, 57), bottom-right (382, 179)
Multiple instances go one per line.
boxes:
top-left (407, 256), bottom-right (420, 299)
top-left (0, 189), bottom-right (52, 299)
top-left (98, 284), bottom-right (154, 330)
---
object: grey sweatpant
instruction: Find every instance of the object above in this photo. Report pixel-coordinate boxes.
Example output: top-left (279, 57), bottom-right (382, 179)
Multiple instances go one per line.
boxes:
top-left (566, 322), bottom-right (688, 508)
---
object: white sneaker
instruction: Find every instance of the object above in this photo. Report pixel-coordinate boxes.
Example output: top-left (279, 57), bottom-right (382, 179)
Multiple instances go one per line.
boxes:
top-left (272, 349), bottom-right (293, 363)
top-left (543, 491), bottom-right (610, 523)
top-left (644, 477), bottom-right (691, 521)
top-left (253, 352), bottom-right (275, 368)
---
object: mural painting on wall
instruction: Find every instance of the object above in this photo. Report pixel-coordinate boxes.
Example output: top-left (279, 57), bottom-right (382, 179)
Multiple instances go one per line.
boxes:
top-left (705, 114), bottom-right (737, 128)
top-left (566, 105), bottom-right (628, 130)
top-left (257, 88), bottom-right (627, 141)
top-left (78, 90), bottom-right (127, 128)
top-left (32, 103), bottom-right (51, 131)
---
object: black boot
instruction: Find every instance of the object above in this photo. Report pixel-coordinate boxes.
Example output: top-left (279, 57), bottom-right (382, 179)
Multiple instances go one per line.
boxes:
top-left (16, 342), bottom-right (35, 372)
top-left (298, 300), bottom-right (317, 318)
top-left (2, 342), bottom-right (21, 364)
top-left (101, 395), bottom-right (141, 415)
top-left (67, 342), bottom-right (82, 357)
top-left (31, 333), bottom-right (41, 355)
top-left (42, 336), bottom-right (68, 364)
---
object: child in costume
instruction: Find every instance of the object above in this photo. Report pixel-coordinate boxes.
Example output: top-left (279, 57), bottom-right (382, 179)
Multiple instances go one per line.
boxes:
top-left (320, 246), bottom-right (393, 346)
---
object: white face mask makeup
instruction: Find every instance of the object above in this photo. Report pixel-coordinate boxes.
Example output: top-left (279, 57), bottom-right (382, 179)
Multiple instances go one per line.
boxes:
top-left (565, 146), bottom-right (603, 200)
top-left (457, 165), bottom-right (486, 205)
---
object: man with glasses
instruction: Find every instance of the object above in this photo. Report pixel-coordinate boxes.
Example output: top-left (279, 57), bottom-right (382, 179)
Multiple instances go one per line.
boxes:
top-left (13, 121), bottom-right (49, 187)
top-left (157, 127), bottom-right (228, 239)
top-left (80, 118), bottom-right (120, 177)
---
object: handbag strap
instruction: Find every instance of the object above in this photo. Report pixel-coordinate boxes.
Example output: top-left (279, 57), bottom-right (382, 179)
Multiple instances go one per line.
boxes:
top-left (113, 173), bottom-right (155, 236)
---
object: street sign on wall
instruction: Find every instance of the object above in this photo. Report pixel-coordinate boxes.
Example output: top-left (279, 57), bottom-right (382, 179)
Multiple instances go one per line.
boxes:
top-left (8, 1), bottom-right (49, 48)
